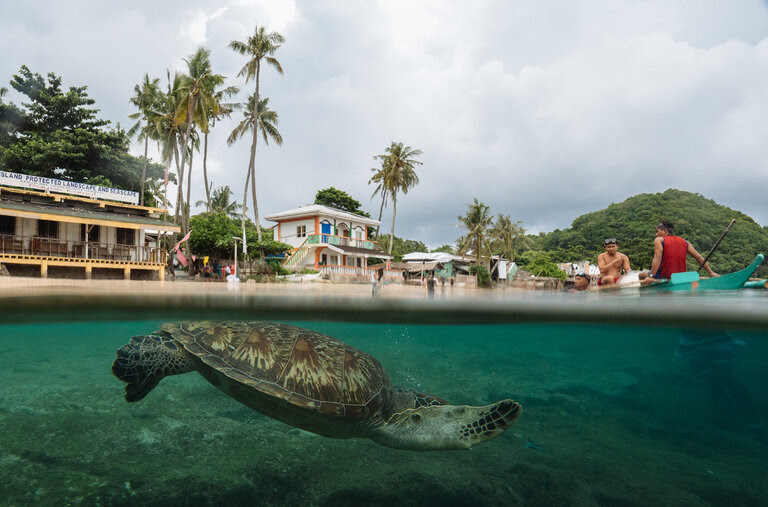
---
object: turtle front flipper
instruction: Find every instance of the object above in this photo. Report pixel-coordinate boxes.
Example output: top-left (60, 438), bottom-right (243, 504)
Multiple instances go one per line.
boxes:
top-left (372, 399), bottom-right (521, 451)
top-left (112, 335), bottom-right (196, 402)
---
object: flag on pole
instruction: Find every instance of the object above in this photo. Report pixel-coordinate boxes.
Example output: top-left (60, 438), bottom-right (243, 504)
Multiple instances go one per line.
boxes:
top-left (176, 249), bottom-right (189, 267)
top-left (172, 230), bottom-right (192, 252)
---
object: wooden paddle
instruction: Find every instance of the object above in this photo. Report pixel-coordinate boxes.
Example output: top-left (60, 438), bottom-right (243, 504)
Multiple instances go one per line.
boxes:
top-left (697, 219), bottom-right (736, 272)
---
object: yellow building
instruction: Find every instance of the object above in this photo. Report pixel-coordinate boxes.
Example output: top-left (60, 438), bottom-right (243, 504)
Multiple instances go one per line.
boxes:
top-left (0, 185), bottom-right (180, 280)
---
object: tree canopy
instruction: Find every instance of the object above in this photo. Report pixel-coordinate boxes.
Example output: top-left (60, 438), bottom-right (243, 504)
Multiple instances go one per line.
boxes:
top-left (314, 187), bottom-right (371, 217)
top-left (371, 235), bottom-right (428, 263)
top-left (189, 211), bottom-right (290, 262)
top-left (0, 66), bottom-right (165, 204)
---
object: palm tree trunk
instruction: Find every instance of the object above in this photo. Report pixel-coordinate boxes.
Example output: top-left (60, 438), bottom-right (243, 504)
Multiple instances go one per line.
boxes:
top-left (241, 161), bottom-right (251, 252)
top-left (172, 139), bottom-right (183, 225)
top-left (175, 96), bottom-right (196, 227)
top-left (184, 151), bottom-right (193, 235)
top-left (375, 193), bottom-right (386, 239)
top-left (250, 64), bottom-right (262, 242)
top-left (203, 131), bottom-right (211, 211)
top-left (388, 191), bottom-right (397, 256)
top-left (249, 132), bottom-right (261, 242)
top-left (140, 120), bottom-right (149, 206)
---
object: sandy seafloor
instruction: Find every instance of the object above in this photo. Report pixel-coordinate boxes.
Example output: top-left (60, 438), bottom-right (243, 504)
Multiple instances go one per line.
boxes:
top-left (1, 280), bottom-right (767, 506)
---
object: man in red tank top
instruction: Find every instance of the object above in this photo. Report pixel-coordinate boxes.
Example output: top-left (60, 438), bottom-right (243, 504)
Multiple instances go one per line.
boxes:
top-left (644, 221), bottom-right (718, 280)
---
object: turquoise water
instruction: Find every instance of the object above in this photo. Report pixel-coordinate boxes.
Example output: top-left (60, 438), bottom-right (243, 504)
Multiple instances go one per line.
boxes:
top-left (1, 291), bottom-right (767, 505)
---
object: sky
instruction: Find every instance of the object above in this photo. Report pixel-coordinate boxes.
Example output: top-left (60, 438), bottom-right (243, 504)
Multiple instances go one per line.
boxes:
top-left (2, 0), bottom-right (768, 248)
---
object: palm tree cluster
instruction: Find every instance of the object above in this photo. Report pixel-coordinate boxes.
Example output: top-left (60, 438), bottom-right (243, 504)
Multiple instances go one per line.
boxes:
top-left (369, 142), bottom-right (422, 256)
top-left (127, 24), bottom-right (285, 257)
top-left (456, 198), bottom-right (533, 279)
top-left (228, 26), bottom-right (285, 244)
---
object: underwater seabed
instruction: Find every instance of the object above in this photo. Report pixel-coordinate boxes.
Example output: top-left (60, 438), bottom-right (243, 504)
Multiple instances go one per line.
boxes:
top-left (0, 294), bottom-right (767, 505)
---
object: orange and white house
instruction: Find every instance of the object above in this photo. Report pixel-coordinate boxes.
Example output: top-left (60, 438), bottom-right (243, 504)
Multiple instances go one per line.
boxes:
top-left (264, 204), bottom-right (396, 277)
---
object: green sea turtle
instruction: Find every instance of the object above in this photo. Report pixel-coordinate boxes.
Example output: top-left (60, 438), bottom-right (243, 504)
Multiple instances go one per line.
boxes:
top-left (111, 321), bottom-right (521, 451)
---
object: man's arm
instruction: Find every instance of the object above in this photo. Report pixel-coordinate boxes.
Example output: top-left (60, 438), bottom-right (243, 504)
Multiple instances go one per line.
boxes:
top-left (598, 253), bottom-right (623, 271)
top-left (597, 253), bottom-right (610, 272)
top-left (621, 253), bottom-right (631, 272)
top-left (687, 243), bottom-right (719, 277)
top-left (649, 237), bottom-right (663, 277)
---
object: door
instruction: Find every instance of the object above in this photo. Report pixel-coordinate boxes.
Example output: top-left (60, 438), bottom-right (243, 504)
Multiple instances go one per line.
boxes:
top-left (321, 222), bottom-right (331, 243)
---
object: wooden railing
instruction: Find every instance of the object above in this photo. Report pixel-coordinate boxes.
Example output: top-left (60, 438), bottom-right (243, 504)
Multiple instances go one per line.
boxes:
top-left (283, 237), bottom-right (311, 270)
top-left (0, 234), bottom-right (167, 264)
top-left (319, 265), bottom-right (402, 278)
top-left (306, 233), bottom-right (378, 250)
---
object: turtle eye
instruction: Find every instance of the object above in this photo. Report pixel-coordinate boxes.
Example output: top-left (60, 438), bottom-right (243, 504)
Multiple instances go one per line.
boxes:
top-left (411, 414), bottom-right (422, 423)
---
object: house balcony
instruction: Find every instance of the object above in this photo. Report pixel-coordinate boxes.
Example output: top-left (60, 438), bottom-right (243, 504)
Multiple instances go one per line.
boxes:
top-left (0, 233), bottom-right (169, 280)
top-left (305, 233), bottom-right (378, 250)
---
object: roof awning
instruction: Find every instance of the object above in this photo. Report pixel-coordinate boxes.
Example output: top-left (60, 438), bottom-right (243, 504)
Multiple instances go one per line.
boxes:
top-left (402, 261), bottom-right (440, 272)
top-left (0, 201), bottom-right (180, 233)
top-left (323, 244), bottom-right (392, 260)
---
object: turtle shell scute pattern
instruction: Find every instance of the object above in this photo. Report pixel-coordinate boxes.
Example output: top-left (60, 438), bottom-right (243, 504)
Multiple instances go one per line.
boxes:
top-left (159, 321), bottom-right (389, 417)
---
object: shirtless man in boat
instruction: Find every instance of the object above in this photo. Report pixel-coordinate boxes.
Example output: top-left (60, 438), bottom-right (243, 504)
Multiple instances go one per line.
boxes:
top-left (597, 238), bottom-right (631, 285)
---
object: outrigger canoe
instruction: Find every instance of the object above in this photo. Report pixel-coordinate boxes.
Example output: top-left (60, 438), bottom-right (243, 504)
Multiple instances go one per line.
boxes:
top-left (641, 254), bottom-right (764, 292)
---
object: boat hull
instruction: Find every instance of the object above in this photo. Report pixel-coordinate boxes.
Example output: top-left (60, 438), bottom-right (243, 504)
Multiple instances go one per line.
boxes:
top-left (641, 254), bottom-right (764, 292)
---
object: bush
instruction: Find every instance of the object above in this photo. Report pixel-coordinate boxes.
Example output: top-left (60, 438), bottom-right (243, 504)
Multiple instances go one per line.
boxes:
top-left (518, 251), bottom-right (566, 280)
top-left (470, 265), bottom-right (492, 287)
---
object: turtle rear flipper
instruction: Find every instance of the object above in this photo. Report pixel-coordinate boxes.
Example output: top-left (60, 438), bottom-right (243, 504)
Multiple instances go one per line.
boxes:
top-left (374, 399), bottom-right (522, 450)
top-left (112, 335), bottom-right (196, 402)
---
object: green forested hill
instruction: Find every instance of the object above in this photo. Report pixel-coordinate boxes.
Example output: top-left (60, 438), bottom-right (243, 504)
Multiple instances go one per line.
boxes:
top-left (532, 189), bottom-right (768, 276)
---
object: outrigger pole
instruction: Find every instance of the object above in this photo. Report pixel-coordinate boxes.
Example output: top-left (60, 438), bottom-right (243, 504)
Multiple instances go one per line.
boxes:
top-left (697, 219), bottom-right (736, 272)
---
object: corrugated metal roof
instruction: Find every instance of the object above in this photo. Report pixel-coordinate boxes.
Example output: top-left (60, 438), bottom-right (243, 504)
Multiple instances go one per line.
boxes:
top-left (0, 200), bottom-right (180, 231)
top-left (324, 243), bottom-right (392, 259)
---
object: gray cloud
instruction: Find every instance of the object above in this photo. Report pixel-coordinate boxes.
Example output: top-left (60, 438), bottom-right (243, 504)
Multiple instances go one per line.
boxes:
top-left (2, 0), bottom-right (768, 249)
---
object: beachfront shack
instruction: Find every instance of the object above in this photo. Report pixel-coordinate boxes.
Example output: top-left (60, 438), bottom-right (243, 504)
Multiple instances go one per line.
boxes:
top-left (398, 252), bottom-right (477, 284)
top-left (0, 172), bottom-right (180, 280)
top-left (264, 204), bottom-right (398, 279)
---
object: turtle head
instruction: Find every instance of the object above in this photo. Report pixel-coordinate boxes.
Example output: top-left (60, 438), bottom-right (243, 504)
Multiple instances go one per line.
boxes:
top-left (112, 334), bottom-right (196, 402)
top-left (372, 399), bottom-right (521, 451)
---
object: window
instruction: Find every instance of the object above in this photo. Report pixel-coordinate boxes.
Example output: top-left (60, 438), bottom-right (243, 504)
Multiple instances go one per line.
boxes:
top-left (0, 216), bottom-right (14, 235)
top-left (297, 225), bottom-right (306, 238)
top-left (116, 228), bottom-right (136, 245)
top-left (80, 225), bottom-right (101, 243)
top-left (38, 220), bottom-right (59, 238)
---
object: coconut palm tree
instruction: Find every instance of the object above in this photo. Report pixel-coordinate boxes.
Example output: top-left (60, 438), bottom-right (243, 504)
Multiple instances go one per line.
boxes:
top-left (488, 214), bottom-right (533, 262)
top-left (373, 142), bottom-right (422, 256)
top-left (127, 74), bottom-right (160, 206)
top-left (153, 71), bottom-right (185, 224)
top-left (176, 48), bottom-right (227, 234)
top-left (456, 198), bottom-right (494, 278)
top-left (228, 95), bottom-right (283, 243)
top-left (196, 186), bottom-right (242, 218)
top-left (229, 25), bottom-right (285, 242)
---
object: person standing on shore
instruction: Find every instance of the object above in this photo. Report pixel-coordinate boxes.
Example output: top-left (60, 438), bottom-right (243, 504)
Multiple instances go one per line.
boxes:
top-left (371, 270), bottom-right (377, 297)
top-left (426, 274), bottom-right (436, 299)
